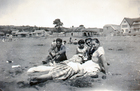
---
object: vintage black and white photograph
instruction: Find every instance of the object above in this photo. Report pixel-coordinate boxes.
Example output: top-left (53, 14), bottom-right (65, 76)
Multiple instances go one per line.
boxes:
top-left (0, 0), bottom-right (140, 91)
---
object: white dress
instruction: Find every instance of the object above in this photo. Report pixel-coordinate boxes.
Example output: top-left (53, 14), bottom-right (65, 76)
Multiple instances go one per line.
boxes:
top-left (76, 46), bottom-right (88, 57)
top-left (82, 46), bottom-right (105, 73)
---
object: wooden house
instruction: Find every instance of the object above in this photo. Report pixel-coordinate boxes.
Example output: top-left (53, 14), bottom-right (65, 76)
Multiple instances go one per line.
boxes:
top-left (0, 32), bottom-right (5, 37)
top-left (120, 17), bottom-right (140, 34)
top-left (81, 28), bottom-right (99, 37)
top-left (11, 29), bottom-right (19, 37)
top-left (32, 30), bottom-right (46, 37)
top-left (103, 24), bottom-right (121, 36)
top-left (16, 31), bottom-right (29, 37)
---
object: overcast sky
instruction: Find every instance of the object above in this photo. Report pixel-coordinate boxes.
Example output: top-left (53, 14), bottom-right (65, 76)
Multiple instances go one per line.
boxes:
top-left (0, 0), bottom-right (140, 28)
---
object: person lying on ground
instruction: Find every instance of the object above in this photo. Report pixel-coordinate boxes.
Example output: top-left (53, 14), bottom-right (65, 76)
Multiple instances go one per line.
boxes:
top-left (42, 38), bottom-right (67, 65)
top-left (28, 53), bottom-right (107, 85)
top-left (29, 54), bottom-right (86, 85)
top-left (28, 54), bottom-right (84, 73)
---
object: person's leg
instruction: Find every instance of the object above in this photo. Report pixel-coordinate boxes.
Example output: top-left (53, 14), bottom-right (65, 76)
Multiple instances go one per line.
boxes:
top-left (99, 55), bottom-right (106, 74)
top-left (86, 72), bottom-right (99, 78)
top-left (55, 53), bottom-right (67, 63)
top-left (42, 54), bottom-right (53, 64)
top-left (30, 73), bottom-right (52, 85)
top-left (37, 73), bottom-right (52, 79)
top-left (27, 65), bottom-right (54, 73)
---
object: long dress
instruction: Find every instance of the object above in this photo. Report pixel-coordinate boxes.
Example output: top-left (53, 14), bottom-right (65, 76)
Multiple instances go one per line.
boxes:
top-left (49, 62), bottom-right (82, 80)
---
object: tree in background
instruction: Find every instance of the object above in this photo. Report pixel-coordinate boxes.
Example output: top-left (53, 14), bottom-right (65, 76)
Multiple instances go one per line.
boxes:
top-left (73, 24), bottom-right (85, 32)
top-left (53, 19), bottom-right (63, 32)
top-left (79, 25), bottom-right (85, 29)
top-left (79, 25), bottom-right (85, 31)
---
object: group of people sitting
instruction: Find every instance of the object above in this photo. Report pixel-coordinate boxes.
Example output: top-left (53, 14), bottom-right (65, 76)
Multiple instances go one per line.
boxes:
top-left (27, 37), bottom-right (107, 85)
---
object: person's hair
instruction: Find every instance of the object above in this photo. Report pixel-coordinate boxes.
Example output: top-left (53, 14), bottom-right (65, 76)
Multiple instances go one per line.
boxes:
top-left (92, 38), bottom-right (100, 44)
top-left (56, 38), bottom-right (62, 43)
top-left (78, 39), bottom-right (85, 44)
top-left (85, 38), bottom-right (92, 43)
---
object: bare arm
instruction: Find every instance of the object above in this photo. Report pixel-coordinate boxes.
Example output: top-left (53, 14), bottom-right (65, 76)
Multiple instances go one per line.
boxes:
top-left (99, 54), bottom-right (107, 74)
top-left (76, 47), bottom-right (78, 54)
top-left (56, 45), bottom-right (66, 55)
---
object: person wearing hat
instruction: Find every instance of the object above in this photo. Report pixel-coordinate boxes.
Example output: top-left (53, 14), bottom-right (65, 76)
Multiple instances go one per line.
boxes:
top-left (42, 38), bottom-right (67, 65)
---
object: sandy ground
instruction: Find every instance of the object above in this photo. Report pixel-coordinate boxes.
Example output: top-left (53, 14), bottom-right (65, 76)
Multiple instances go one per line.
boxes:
top-left (0, 36), bottom-right (140, 91)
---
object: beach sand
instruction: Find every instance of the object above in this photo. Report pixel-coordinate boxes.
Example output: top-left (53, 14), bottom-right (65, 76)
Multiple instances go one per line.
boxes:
top-left (0, 36), bottom-right (140, 91)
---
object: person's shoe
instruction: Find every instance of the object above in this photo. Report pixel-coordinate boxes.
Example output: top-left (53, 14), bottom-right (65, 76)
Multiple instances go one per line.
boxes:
top-left (102, 75), bottom-right (106, 79)
top-left (100, 68), bottom-right (106, 74)
top-left (42, 61), bottom-right (47, 64)
top-left (88, 72), bottom-right (99, 78)
top-left (29, 78), bottom-right (39, 86)
top-left (90, 74), bottom-right (98, 78)
top-left (17, 81), bottom-right (29, 88)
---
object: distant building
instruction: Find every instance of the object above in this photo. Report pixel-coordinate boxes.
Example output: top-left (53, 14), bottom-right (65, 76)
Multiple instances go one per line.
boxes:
top-left (120, 17), bottom-right (140, 34)
top-left (65, 27), bottom-right (102, 37)
top-left (103, 24), bottom-right (121, 36)
top-left (16, 31), bottom-right (29, 37)
top-left (11, 29), bottom-right (19, 37)
top-left (32, 30), bottom-right (46, 37)
top-left (82, 28), bottom-right (100, 37)
top-left (65, 27), bottom-right (84, 37)
top-left (0, 32), bottom-right (5, 37)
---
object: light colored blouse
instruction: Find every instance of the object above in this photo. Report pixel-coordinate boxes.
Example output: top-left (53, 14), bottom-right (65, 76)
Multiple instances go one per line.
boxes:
top-left (81, 46), bottom-right (105, 73)
top-left (76, 46), bottom-right (88, 57)
top-left (92, 46), bottom-right (105, 63)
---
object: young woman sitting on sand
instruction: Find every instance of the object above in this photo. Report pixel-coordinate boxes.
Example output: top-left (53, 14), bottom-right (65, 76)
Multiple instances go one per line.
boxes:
top-left (76, 39), bottom-right (88, 60)
top-left (84, 38), bottom-right (107, 74)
